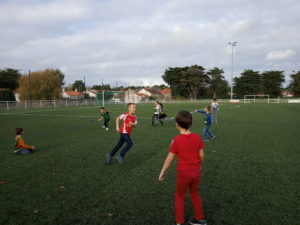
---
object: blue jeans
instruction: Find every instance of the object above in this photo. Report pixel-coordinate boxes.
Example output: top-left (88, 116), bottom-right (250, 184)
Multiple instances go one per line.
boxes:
top-left (212, 109), bottom-right (218, 123)
top-left (16, 148), bottom-right (33, 155)
top-left (110, 134), bottom-right (133, 158)
top-left (203, 124), bottom-right (215, 140)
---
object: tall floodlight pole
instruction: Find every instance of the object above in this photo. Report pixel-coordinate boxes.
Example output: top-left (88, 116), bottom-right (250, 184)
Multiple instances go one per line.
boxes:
top-left (228, 42), bottom-right (237, 100)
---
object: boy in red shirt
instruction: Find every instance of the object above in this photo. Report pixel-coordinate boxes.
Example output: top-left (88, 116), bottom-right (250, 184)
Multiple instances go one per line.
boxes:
top-left (159, 111), bottom-right (206, 225)
top-left (106, 103), bottom-right (137, 165)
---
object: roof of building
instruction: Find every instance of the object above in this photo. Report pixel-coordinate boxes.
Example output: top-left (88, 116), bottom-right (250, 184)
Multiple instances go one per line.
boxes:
top-left (65, 91), bottom-right (84, 96)
top-left (161, 88), bottom-right (171, 94)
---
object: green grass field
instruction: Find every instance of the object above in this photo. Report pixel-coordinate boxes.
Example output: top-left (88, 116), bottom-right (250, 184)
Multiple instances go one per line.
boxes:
top-left (0, 103), bottom-right (299, 225)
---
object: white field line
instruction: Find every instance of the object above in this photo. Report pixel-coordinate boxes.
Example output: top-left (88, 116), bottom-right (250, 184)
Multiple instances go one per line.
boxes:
top-left (0, 105), bottom-right (241, 119)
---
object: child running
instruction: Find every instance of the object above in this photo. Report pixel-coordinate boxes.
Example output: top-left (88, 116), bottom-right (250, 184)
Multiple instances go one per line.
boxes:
top-left (152, 101), bottom-right (162, 126)
top-left (14, 128), bottom-right (35, 155)
top-left (106, 103), bottom-right (137, 164)
top-left (211, 98), bottom-right (219, 123)
top-left (196, 106), bottom-right (216, 142)
top-left (159, 111), bottom-right (207, 225)
top-left (98, 107), bottom-right (110, 130)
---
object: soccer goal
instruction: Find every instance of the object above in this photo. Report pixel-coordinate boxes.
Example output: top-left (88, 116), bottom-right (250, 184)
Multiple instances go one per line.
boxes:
top-left (96, 91), bottom-right (126, 107)
top-left (244, 95), bottom-right (270, 103)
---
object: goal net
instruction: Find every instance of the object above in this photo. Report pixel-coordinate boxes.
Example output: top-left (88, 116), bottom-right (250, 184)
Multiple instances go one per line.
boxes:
top-left (244, 95), bottom-right (270, 103)
top-left (96, 91), bottom-right (126, 107)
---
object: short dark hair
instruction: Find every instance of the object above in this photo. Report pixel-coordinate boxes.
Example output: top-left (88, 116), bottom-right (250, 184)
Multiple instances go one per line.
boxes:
top-left (15, 128), bottom-right (23, 135)
top-left (206, 105), bottom-right (211, 111)
top-left (100, 107), bottom-right (105, 110)
top-left (213, 98), bottom-right (217, 101)
top-left (127, 103), bottom-right (136, 107)
top-left (175, 111), bottom-right (192, 130)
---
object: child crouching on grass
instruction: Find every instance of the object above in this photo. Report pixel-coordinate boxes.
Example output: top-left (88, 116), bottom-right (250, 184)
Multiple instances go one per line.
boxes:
top-left (159, 111), bottom-right (207, 225)
top-left (98, 107), bottom-right (110, 131)
top-left (14, 128), bottom-right (35, 156)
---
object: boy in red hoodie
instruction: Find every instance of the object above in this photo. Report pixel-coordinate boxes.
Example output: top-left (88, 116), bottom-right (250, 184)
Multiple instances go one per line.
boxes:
top-left (159, 111), bottom-right (206, 225)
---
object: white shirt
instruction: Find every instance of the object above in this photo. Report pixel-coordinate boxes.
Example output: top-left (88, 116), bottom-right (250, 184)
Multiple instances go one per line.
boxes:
top-left (211, 102), bottom-right (219, 110)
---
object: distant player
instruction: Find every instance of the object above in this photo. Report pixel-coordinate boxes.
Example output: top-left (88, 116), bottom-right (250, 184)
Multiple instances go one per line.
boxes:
top-left (14, 128), bottom-right (36, 155)
top-left (159, 111), bottom-right (207, 225)
top-left (152, 101), bottom-right (162, 126)
top-left (211, 98), bottom-right (219, 123)
top-left (196, 106), bottom-right (216, 142)
top-left (98, 107), bottom-right (110, 130)
top-left (106, 103), bottom-right (137, 164)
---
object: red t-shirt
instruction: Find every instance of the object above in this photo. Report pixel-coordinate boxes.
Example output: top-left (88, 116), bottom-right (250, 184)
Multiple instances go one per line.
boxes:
top-left (119, 113), bottom-right (137, 136)
top-left (170, 133), bottom-right (204, 170)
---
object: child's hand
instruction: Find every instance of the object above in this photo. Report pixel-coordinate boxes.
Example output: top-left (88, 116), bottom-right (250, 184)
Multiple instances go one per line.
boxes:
top-left (32, 146), bottom-right (36, 150)
top-left (159, 171), bottom-right (166, 181)
top-left (129, 121), bottom-right (136, 127)
top-left (98, 118), bottom-right (102, 121)
top-left (116, 127), bottom-right (120, 132)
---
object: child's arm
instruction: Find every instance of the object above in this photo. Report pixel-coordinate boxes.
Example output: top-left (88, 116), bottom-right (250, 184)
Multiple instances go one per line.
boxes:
top-left (197, 109), bottom-right (206, 114)
top-left (115, 116), bottom-right (120, 132)
top-left (159, 152), bottom-right (175, 181)
top-left (129, 119), bottom-right (137, 128)
top-left (19, 138), bottom-right (35, 150)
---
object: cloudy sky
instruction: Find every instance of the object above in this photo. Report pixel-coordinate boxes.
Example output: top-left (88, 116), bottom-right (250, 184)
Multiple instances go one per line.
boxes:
top-left (0, 0), bottom-right (299, 87)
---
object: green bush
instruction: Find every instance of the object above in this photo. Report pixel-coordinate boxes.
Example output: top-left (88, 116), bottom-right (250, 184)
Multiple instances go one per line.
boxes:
top-left (0, 89), bottom-right (16, 101)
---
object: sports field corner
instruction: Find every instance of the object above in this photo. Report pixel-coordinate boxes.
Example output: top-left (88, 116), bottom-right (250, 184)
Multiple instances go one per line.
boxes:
top-left (0, 103), bottom-right (299, 225)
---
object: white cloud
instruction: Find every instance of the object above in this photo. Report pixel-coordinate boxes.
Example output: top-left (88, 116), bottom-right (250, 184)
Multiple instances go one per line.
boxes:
top-left (0, 0), bottom-right (299, 86)
top-left (266, 50), bottom-right (296, 61)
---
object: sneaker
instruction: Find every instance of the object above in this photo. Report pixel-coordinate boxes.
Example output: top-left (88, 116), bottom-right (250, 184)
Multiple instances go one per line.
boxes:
top-left (211, 135), bottom-right (216, 140)
top-left (188, 219), bottom-right (207, 225)
top-left (116, 154), bottom-right (125, 165)
top-left (102, 126), bottom-right (106, 128)
top-left (105, 153), bottom-right (112, 164)
top-left (106, 127), bottom-right (109, 131)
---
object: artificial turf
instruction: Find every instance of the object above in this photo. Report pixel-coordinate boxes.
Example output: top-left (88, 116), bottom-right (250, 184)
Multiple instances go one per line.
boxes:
top-left (0, 103), bottom-right (299, 225)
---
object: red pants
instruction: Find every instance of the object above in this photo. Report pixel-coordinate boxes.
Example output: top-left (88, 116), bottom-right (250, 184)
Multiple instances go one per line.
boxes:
top-left (175, 169), bottom-right (205, 224)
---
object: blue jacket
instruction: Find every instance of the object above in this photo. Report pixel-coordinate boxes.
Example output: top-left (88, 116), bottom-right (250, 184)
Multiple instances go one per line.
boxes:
top-left (197, 110), bottom-right (212, 124)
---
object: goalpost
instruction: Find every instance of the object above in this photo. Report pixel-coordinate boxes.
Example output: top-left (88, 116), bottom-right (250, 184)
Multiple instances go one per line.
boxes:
top-left (244, 95), bottom-right (269, 103)
top-left (96, 91), bottom-right (126, 107)
top-left (244, 95), bottom-right (281, 103)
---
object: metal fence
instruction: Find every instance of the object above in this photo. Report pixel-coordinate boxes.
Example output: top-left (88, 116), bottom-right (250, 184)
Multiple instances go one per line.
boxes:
top-left (0, 98), bottom-right (299, 111)
top-left (0, 99), bottom-right (97, 111)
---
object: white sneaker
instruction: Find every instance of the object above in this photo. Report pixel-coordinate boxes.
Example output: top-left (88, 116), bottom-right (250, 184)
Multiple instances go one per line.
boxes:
top-left (102, 126), bottom-right (105, 128)
top-left (106, 128), bottom-right (109, 131)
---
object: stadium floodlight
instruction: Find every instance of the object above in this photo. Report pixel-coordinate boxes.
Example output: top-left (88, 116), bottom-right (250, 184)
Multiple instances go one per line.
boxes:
top-left (228, 42), bottom-right (237, 100)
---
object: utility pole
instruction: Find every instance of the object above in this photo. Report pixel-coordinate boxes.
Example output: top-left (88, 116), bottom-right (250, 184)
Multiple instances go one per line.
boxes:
top-left (28, 69), bottom-right (32, 105)
top-left (228, 42), bottom-right (237, 100)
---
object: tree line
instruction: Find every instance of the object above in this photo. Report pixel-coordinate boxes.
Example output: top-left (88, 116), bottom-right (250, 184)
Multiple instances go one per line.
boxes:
top-left (162, 65), bottom-right (300, 98)
top-left (0, 67), bottom-right (299, 101)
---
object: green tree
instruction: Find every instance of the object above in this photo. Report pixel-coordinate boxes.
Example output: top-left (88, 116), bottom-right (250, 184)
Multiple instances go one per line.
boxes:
top-left (261, 71), bottom-right (285, 97)
top-left (0, 68), bottom-right (21, 90)
top-left (206, 67), bottom-right (229, 98)
top-left (233, 69), bottom-right (261, 98)
top-left (288, 71), bottom-right (300, 97)
top-left (181, 65), bottom-right (209, 99)
top-left (72, 80), bottom-right (85, 92)
top-left (162, 65), bottom-right (209, 99)
top-left (19, 69), bottom-right (64, 100)
top-left (92, 84), bottom-right (111, 91)
top-left (162, 66), bottom-right (190, 98)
